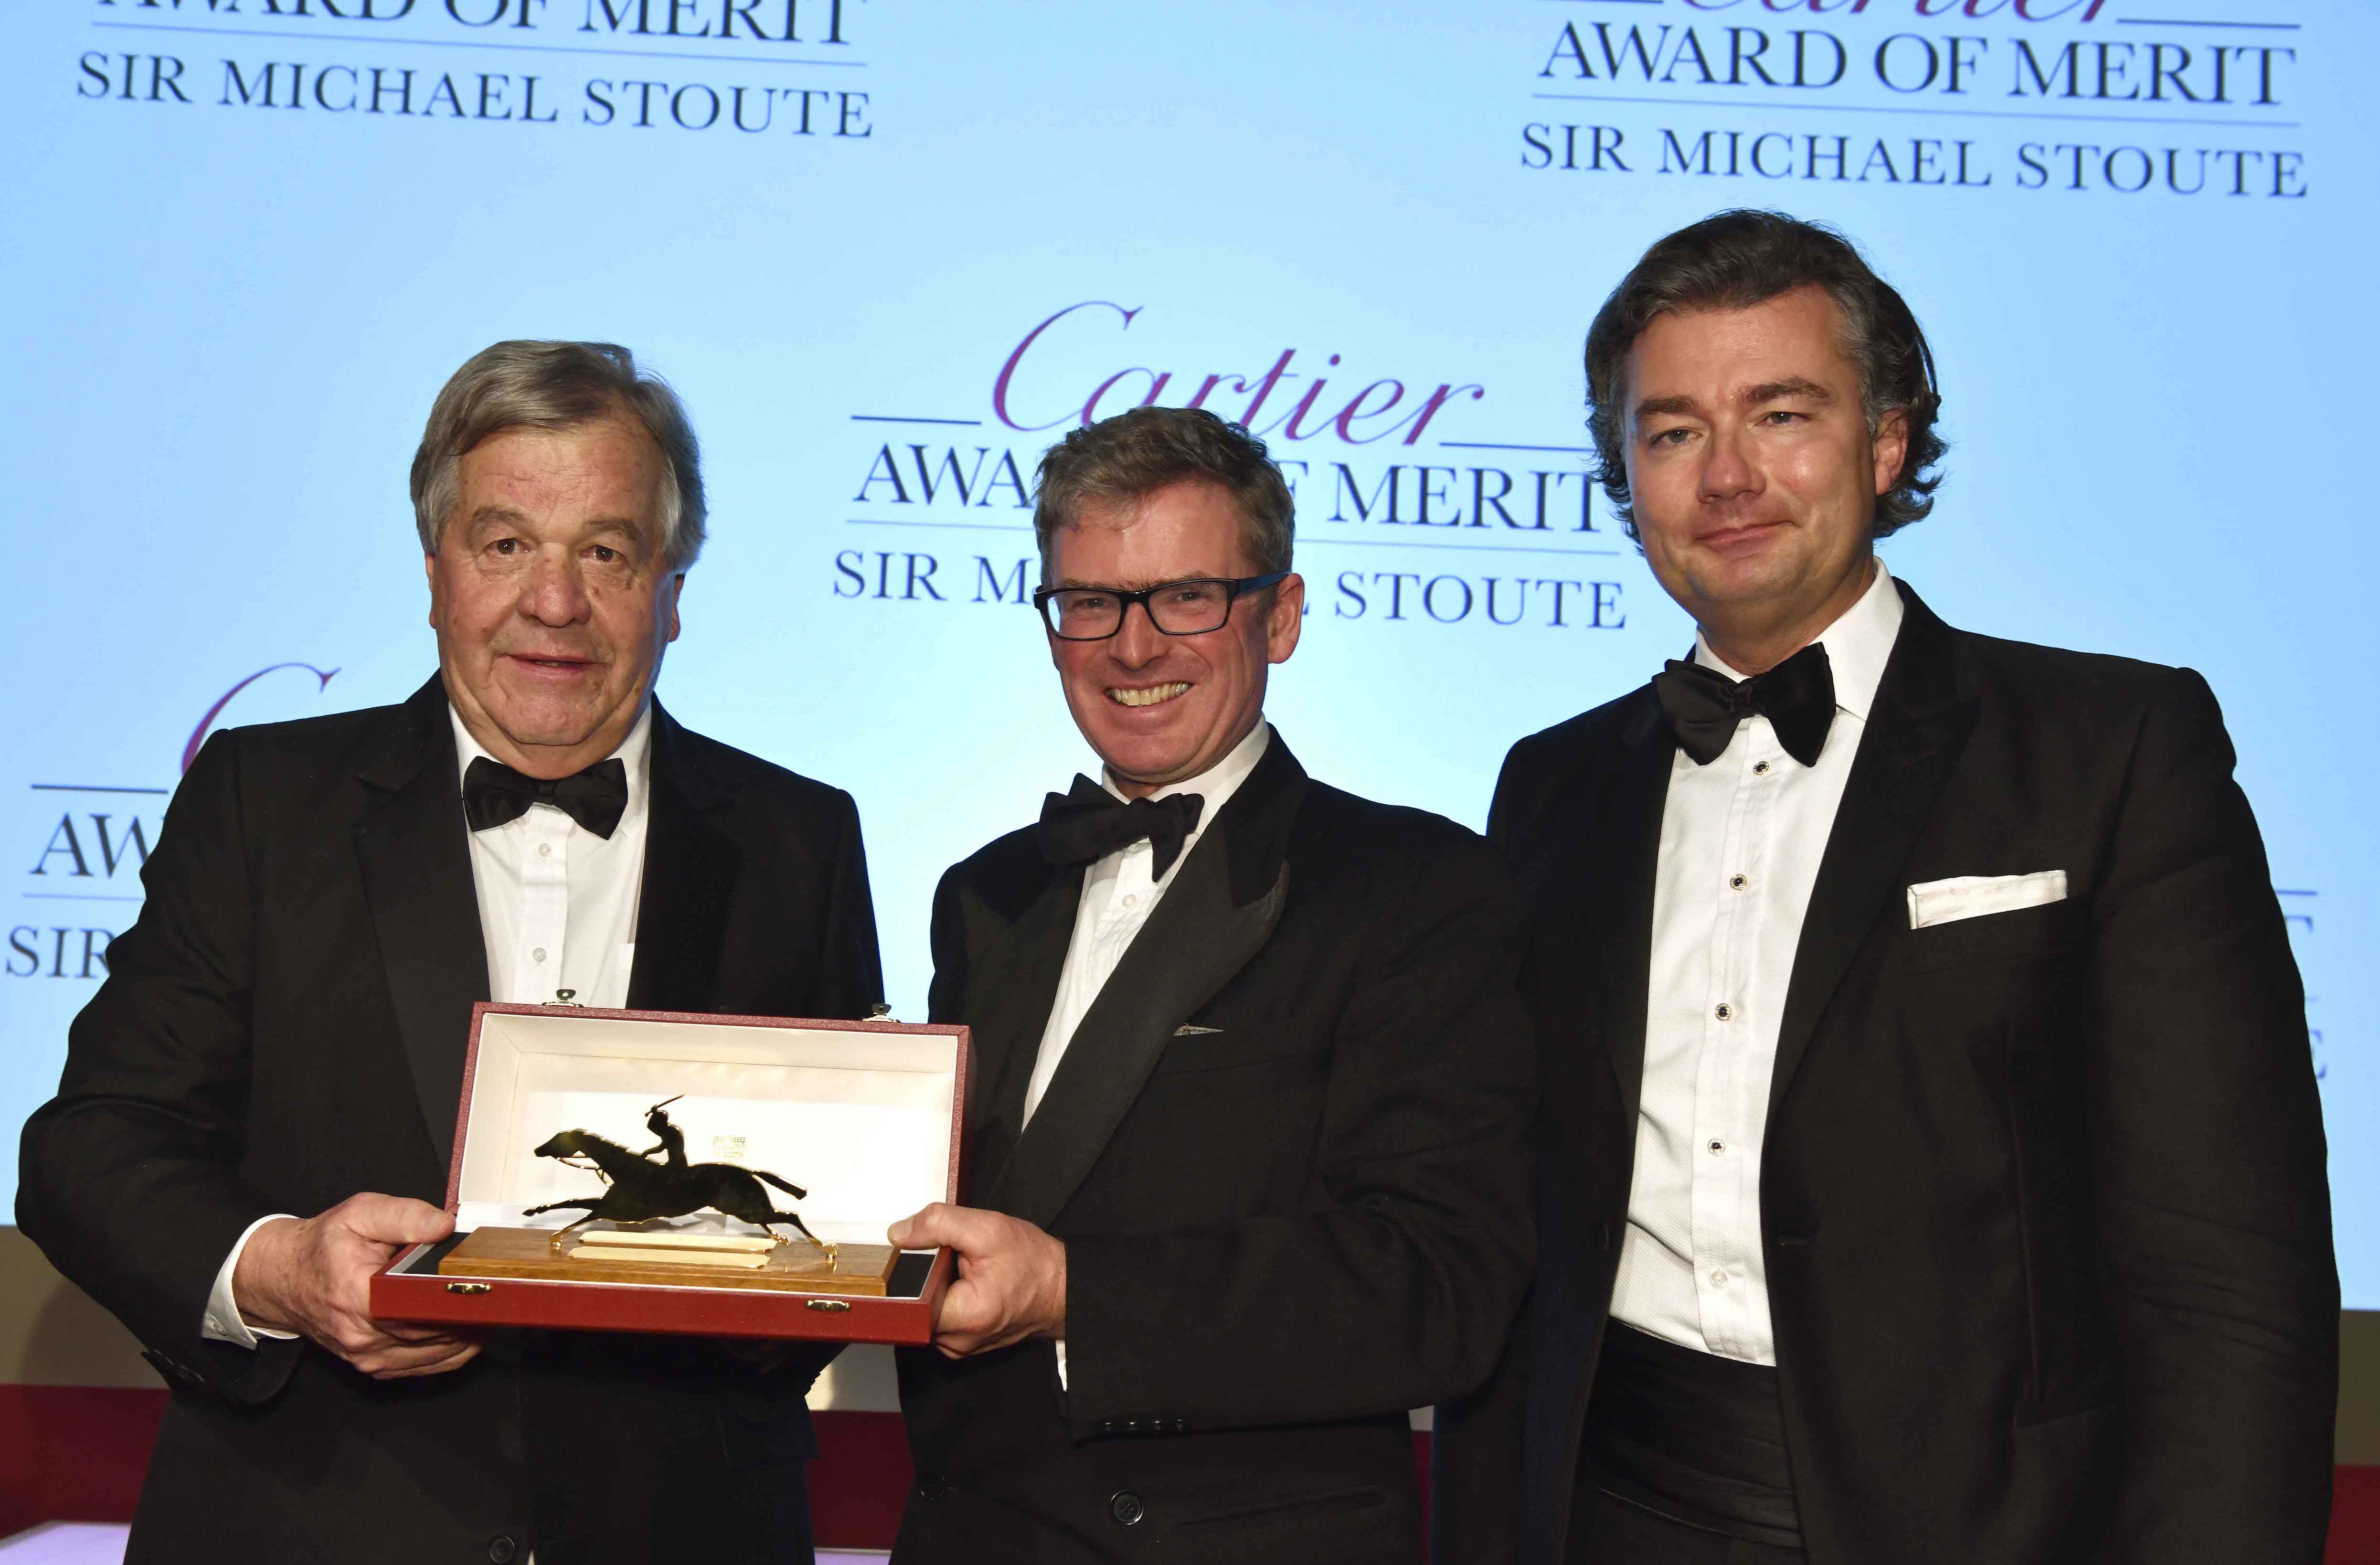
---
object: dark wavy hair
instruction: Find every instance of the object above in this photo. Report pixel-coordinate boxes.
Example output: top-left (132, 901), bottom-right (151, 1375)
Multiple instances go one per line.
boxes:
top-left (1583, 210), bottom-right (1946, 541)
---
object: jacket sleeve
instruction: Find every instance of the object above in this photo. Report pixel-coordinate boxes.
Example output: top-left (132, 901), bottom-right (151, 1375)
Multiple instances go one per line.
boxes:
top-left (2088, 670), bottom-right (2337, 1562)
top-left (15, 729), bottom-right (301, 1405)
top-left (1060, 830), bottom-right (1538, 1432)
top-left (1430, 739), bottom-right (1546, 1565)
top-left (815, 786), bottom-right (886, 1020)
top-left (924, 865), bottom-right (967, 1029)
top-left (1432, 1270), bottom-right (1533, 1565)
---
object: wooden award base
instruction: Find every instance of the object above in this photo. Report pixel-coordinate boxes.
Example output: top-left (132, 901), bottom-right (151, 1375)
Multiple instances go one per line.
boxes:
top-left (439, 1227), bottom-right (898, 1296)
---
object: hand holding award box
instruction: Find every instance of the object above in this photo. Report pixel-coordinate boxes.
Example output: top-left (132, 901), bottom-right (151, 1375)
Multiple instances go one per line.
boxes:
top-left (371, 1002), bottom-right (970, 1343)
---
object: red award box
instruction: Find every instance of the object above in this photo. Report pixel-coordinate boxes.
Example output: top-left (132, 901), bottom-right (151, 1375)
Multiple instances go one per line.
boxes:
top-left (372, 1002), bottom-right (968, 1344)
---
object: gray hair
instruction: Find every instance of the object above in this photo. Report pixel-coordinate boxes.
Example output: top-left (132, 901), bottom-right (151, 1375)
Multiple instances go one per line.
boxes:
top-left (410, 341), bottom-right (707, 573)
top-left (1032, 405), bottom-right (1294, 583)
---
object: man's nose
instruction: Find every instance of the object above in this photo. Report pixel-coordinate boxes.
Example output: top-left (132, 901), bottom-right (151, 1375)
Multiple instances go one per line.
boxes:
top-left (519, 547), bottom-right (593, 625)
top-left (1699, 426), bottom-right (1760, 502)
top-left (1107, 600), bottom-right (1169, 667)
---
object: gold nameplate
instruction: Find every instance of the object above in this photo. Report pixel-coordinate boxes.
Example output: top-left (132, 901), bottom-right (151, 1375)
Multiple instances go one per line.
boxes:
top-left (570, 1230), bottom-right (778, 1255)
top-left (440, 1227), bottom-right (897, 1296)
top-left (569, 1246), bottom-right (772, 1269)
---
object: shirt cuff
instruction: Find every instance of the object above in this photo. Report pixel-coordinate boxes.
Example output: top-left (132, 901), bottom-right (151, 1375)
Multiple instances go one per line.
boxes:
top-left (202, 1214), bottom-right (303, 1350)
top-left (1054, 1338), bottom-right (1069, 1392)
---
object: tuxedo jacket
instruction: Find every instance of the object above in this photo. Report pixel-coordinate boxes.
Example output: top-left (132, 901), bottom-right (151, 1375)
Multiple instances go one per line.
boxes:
top-left (17, 676), bottom-right (884, 1565)
top-left (893, 737), bottom-right (1535, 1565)
top-left (1432, 585), bottom-right (2337, 1565)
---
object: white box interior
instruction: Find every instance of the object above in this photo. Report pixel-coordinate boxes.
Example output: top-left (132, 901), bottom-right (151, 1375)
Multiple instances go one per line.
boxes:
top-left (454, 1011), bottom-right (957, 1248)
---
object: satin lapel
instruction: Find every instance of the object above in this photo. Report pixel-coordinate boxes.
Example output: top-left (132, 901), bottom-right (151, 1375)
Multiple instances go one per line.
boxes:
top-left (627, 702), bottom-right (739, 1013)
top-left (960, 865), bottom-right (1083, 1201)
top-left (1768, 586), bottom-right (1977, 1117)
top-left (988, 742), bottom-right (1307, 1229)
top-left (353, 677), bottom-right (490, 1171)
top-left (1586, 693), bottom-right (1676, 1129)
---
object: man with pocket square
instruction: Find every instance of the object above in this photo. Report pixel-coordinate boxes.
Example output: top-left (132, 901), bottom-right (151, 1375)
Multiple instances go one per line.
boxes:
top-left (1432, 212), bottom-right (2337, 1564)
top-left (883, 405), bottom-right (1535, 1565)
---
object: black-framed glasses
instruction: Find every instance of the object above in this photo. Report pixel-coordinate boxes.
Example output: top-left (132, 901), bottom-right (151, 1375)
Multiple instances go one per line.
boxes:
top-left (1034, 572), bottom-right (1289, 641)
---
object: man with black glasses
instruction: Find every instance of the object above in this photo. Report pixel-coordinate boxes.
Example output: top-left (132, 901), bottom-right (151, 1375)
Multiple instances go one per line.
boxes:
top-left (882, 405), bottom-right (1536, 1565)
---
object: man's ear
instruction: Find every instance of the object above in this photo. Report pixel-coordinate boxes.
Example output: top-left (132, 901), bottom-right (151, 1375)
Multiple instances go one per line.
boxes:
top-left (1041, 576), bottom-right (1066, 669)
top-left (665, 573), bottom-right (684, 644)
top-left (1871, 408), bottom-right (1910, 499)
top-left (1266, 574), bottom-right (1305, 665)
top-left (424, 550), bottom-right (441, 630)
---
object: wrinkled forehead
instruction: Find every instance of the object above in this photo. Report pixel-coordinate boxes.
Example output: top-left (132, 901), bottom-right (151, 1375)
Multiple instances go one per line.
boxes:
top-left (459, 412), bottom-right (665, 482)
top-left (451, 417), bottom-right (669, 531)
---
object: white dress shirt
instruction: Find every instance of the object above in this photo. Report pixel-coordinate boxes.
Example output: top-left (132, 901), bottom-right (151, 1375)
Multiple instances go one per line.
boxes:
top-left (1021, 719), bottom-right (1272, 1126)
top-left (451, 704), bottom-right (652, 1014)
top-left (1024, 719), bottom-right (1271, 1390)
top-left (1611, 561), bottom-right (1904, 1366)
top-left (201, 703), bottom-right (656, 1349)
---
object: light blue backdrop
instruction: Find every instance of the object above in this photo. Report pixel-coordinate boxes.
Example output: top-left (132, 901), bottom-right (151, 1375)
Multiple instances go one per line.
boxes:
top-left (5, 0), bottom-right (2371, 1299)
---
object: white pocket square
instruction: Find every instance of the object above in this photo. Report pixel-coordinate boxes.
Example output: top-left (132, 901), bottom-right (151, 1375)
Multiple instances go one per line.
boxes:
top-left (1907, 871), bottom-right (2068, 930)
top-left (1173, 1024), bottom-right (1223, 1037)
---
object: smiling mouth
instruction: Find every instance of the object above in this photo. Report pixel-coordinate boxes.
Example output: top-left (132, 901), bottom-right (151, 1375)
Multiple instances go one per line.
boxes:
top-left (1700, 519), bottom-right (1787, 547)
top-left (1108, 682), bottom-right (1190, 708)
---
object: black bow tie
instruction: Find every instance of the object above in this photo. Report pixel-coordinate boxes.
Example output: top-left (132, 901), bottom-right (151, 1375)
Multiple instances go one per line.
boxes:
top-left (462, 755), bottom-right (629, 840)
top-left (1037, 776), bottom-right (1205, 879)
top-left (1652, 642), bottom-right (1837, 768)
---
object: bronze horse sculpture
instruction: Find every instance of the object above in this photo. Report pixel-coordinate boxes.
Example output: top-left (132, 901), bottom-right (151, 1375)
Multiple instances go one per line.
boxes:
top-left (523, 1101), bottom-right (834, 1258)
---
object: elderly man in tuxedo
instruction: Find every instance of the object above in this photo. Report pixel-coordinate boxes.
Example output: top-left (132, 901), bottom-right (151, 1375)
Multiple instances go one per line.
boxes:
top-left (883, 405), bottom-right (1536, 1565)
top-left (19, 341), bottom-right (882, 1564)
top-left (1434, 212), bottom-right (2336, 1564)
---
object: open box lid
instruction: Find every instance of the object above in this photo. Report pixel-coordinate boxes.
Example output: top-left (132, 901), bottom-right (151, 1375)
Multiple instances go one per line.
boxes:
top-left (448, 1003), bottom-right (967, 1249)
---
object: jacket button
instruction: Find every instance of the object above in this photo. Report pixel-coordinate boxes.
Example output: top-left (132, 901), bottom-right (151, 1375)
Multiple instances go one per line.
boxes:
top-left (915, 1472), bottom-right (951, 1502)
top-left (487, 1537), bottom-right (517, 1564)
top-left (1110, 1490), bottom-right (1145, 1526)
top-left (1591, 1220), bottom-right (1613, 1254)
